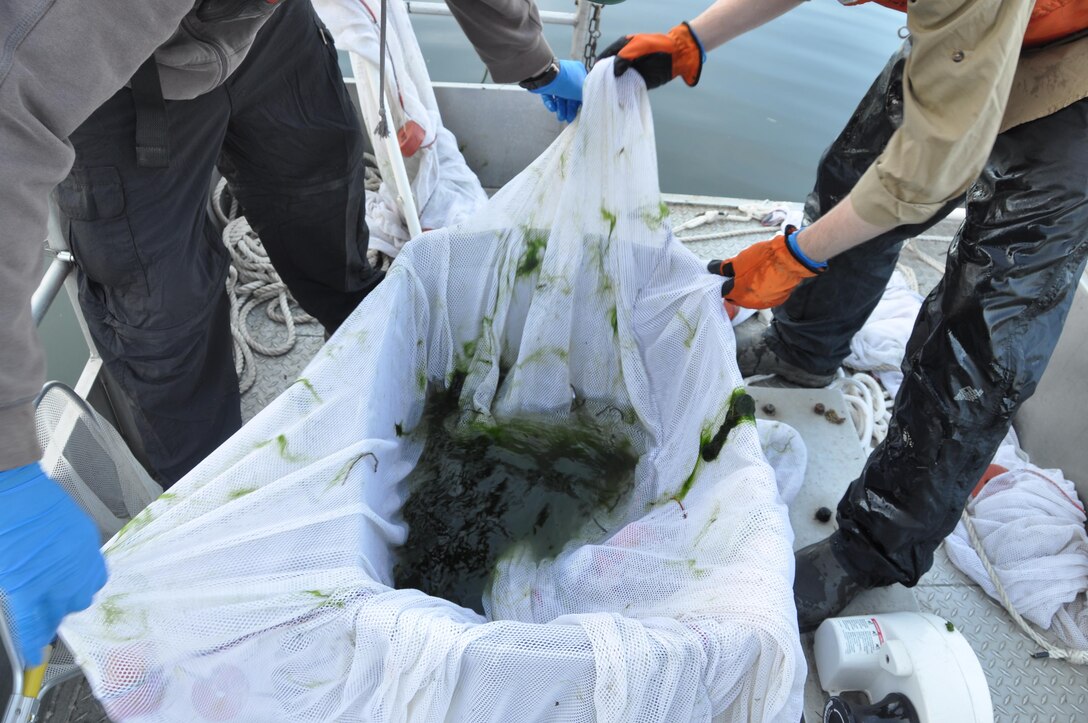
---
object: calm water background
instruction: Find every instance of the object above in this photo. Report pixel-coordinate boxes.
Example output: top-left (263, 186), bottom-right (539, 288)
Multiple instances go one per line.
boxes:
top-left (42, 0), bottom-right (905, 384)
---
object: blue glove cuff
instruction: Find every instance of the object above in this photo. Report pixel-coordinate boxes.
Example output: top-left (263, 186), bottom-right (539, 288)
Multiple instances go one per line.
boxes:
top-left (683, 21), bottom-right (707, 65)
top-left (0, 462), bottom-right (44, 492)
top-left (786, 228), bottom-right (828, 272)
top-left (533, 59), bottom-right (587, 102)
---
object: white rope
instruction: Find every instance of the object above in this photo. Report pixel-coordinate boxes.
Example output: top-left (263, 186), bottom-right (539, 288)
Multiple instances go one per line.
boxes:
top-left (830, 370), bottom-right (891, 451)
top-left (959, 510), bottom-right (1088, 664)
top-left (742, 373), bottom-right (778, 386)
top-left (363, 152), bottom-right (382, 192)
top-left (214, 179), bottom-right (317, 394)
top-left (672, 210), bottom-right (753, 232)
top-left (894, 262), bottom-right (920, 295)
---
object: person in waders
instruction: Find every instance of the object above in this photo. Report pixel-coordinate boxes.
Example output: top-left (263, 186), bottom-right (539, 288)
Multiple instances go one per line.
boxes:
top-left (598, 0), bottom-right (1088, 631)
top-left (0, 0), bottom-right (582, 669)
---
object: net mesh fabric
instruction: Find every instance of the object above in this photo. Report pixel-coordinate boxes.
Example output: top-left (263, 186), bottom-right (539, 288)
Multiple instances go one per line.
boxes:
top-left (60, 64), bottom-right (803, 722)
top-left (42, 640), bottom-right (81, 691)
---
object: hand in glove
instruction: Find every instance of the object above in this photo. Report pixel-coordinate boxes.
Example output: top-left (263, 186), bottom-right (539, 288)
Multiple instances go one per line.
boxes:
top-left (530, 60), bottom-right (587, 123)
top-left (708, 226), bottom-right (827, 309)
top-left (597, 22), bottom-right (705, 90)
top-left (0, 462), bottom-right (107, 665)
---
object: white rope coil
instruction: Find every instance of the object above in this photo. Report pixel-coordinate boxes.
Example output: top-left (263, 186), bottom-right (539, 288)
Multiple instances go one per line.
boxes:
top-left (830, 370), bottom-right (891, 451)
top-left (362, 153), bottom-right (395, 272)
top-left (213, 179), bottom-right (317, 393)
top-left (894, 262), bottom-right (919, 295)
top-left (363, 152), bottom-right (383, 192)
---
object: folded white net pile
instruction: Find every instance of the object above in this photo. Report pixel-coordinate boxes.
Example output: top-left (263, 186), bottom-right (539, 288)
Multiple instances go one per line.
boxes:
top-left (61, 62), bottom-right (803, 722)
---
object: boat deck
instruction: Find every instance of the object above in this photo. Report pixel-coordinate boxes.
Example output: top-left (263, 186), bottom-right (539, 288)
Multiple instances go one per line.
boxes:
top-left (39, 198), bottom-right (1086, 723)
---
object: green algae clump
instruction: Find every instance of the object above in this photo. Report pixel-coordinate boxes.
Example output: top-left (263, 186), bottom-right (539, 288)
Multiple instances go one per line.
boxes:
top-left (394, 379), bottom-right (639, 614)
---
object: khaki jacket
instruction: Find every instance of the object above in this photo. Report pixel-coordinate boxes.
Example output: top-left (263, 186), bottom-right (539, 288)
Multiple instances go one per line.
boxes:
top-left (844, 0), bottom-right (1088, 227)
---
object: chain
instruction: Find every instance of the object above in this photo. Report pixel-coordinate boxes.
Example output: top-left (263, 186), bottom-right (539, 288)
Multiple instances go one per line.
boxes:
top-left (583, 3), bottom-right (603, 69)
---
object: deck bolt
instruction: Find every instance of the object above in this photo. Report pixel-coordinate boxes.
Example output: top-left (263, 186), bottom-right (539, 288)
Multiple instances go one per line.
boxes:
top-left (813, 403), bottom-right (826, 415)
top-left (815, 507), bottom-right (832, 523)
top-left (761, 403), bottom-right (776, 416)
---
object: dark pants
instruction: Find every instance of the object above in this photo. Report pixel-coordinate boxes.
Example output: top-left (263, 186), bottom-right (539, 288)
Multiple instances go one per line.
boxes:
top-left (55, 1), bottom-right (381, 485)
top-left (768, 46), bottom-right (1088, 587)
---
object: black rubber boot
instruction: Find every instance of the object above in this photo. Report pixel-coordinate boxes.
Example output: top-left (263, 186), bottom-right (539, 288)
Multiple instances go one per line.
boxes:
top-left (735, 321), bottom-right (837, 388)
top-left (794, 537), bottom-right (865, 633)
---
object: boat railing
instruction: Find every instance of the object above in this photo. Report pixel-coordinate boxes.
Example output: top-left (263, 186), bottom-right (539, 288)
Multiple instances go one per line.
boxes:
top-left (406, 1), bottom-right (596, 61)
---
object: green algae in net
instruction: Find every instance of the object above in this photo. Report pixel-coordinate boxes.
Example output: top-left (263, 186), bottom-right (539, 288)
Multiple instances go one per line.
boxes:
top-left (394, 379), bottom-right (640, 614)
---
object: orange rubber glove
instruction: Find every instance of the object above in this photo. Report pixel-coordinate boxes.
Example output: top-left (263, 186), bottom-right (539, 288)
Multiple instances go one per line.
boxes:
top-left (597, 22), bottom-right (705, 90)
top-left (708, 227), bottom-right (827, 309)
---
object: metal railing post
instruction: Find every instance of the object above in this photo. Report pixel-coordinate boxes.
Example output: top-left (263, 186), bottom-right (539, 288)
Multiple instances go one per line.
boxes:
top-left (570, 0), bottom-right (593, 61)
top-left (405, 1), bottom-right (579, 26)
top-left (30, 253), bottom-right (73, 327)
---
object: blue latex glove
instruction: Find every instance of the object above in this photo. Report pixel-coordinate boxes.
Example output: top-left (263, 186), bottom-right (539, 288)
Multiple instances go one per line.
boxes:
top-left (530, 59), bottom-right (587, 123)
top-left (0, 462), bottom-right (106, 665)
top-left (539, 95), bottom-right (581, 124)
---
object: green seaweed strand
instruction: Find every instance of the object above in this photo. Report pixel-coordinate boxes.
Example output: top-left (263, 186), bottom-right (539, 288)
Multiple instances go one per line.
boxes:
top-left (675, 389), bottom-right (756, 502)
top-left (600, 207), bottom-right (617, 239)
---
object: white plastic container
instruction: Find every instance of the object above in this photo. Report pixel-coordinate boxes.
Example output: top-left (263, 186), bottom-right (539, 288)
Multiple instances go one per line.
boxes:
top-left (814, 612), bottom-right (993, 723)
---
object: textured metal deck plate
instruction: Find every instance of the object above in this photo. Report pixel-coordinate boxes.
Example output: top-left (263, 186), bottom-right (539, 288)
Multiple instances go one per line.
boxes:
top-left (916, 547), bottom-right (1088, 723)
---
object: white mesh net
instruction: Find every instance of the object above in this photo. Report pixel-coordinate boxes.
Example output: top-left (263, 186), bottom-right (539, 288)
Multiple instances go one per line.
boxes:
top-left (60, 63), bottom-right (803, 722)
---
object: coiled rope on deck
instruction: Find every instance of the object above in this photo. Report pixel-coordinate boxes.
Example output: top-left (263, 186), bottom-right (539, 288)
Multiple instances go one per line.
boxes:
top-left (830, 370), bottom-right (891, 450)
top-left (213, 178), bottom-right (317, 393)
top-left (214, 160), bottom-right (388, 393)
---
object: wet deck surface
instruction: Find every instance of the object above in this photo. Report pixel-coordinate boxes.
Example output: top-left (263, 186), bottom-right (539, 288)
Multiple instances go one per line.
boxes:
top-left (40, 199), bottom-right (1086, 722)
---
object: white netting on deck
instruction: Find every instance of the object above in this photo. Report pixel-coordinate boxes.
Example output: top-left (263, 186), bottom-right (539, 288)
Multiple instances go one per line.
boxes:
top-left (60, 63), bottom-right (803, 722)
